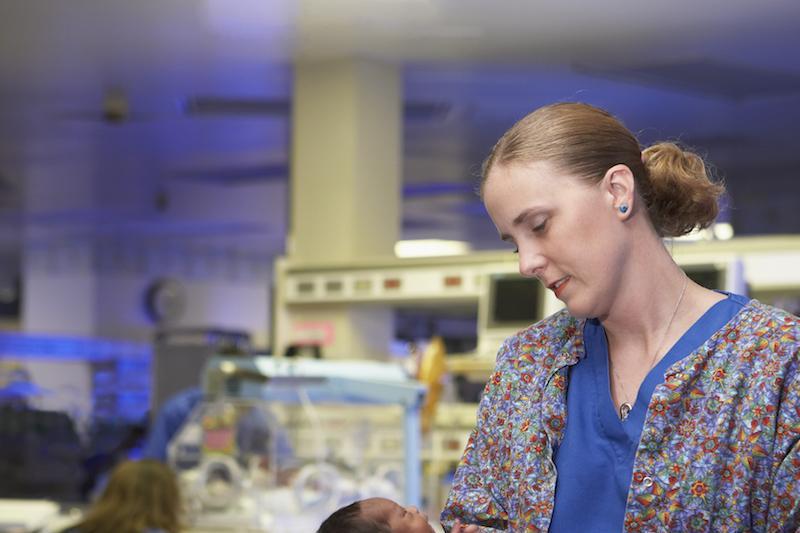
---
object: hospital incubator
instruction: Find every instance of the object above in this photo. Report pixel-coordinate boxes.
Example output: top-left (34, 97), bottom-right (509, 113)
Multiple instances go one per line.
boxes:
top-left (169, 356), bottom-right (425, 532)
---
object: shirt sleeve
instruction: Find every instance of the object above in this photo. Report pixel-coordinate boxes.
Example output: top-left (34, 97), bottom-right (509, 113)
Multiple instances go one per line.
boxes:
top-left (767, 439), bottom-right (800, 531)
top-left (142, 388), bottom-right (202, 462)
top-left (141, 412), bottom-right (170, 462)
top-left (766, 341), bottom-right (800, 531)
top-left (440, 340), bottom-right (514, 532)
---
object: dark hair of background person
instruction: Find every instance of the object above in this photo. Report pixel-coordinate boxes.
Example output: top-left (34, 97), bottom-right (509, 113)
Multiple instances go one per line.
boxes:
top-left (480, 102), bottom-right (725, 238)
top-left (317, 500), bottom-right (391, 533)
top-left (64, 459), bottom-right (181, 533)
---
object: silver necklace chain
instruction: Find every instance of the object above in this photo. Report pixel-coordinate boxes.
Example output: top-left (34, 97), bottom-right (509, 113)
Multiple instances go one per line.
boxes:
top-left (612, 273), bottom-right (689, 420)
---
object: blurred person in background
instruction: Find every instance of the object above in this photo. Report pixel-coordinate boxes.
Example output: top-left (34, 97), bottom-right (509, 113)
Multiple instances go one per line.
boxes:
top-left (60, 459), bottom-right (182, 533)
top-left (142, 343), bottom-right (294, 482)
top-left (0, 361), bottom-right (84, 501)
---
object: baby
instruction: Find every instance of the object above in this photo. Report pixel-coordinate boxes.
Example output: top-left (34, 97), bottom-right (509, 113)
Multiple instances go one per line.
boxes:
top-left (317, 497), bottom-right (477, 533)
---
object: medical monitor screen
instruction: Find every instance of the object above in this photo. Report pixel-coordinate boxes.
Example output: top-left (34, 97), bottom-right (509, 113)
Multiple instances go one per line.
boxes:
top-left (488, 274), bottom-right (541, 328)
top-left (684, 265), bottom-right (725, 291)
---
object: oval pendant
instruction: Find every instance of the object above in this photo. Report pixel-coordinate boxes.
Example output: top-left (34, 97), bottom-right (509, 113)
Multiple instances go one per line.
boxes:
top-left (619, 402), bottom-right (632, 421)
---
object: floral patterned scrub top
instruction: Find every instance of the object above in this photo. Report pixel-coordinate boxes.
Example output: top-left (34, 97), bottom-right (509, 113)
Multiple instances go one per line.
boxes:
top-left (549, 293), bottom-right (746, 532)
top-left (441, 298), bottom-right (800, 532)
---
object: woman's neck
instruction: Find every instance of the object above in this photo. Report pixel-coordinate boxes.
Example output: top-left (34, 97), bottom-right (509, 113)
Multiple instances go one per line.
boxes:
top-left (600, 235), bottom-right (721, 366)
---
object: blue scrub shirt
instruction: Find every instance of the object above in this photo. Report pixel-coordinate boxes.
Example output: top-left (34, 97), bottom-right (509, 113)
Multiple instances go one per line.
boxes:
top-left (548, 293), bottom-right (748, 532)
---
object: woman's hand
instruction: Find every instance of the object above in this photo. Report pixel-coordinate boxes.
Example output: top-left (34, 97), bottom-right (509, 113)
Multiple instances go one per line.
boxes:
top-left (449, 518), bottom-right (480, 532)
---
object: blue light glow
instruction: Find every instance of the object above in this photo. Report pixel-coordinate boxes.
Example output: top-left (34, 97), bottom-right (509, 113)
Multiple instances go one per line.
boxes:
top-left (0, 332), bottom-right (151, 361)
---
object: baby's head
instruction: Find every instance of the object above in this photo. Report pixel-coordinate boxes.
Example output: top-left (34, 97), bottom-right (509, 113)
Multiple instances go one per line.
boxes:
top-left (317, 497), bottom-right (434, 533)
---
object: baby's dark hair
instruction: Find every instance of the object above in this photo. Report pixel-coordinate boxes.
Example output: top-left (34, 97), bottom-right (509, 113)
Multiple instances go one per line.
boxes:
top-left (317, 500), bottom-right (391, 533)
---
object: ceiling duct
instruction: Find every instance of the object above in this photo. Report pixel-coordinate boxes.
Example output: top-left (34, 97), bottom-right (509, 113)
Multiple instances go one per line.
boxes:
top-left (184, 97), bottom-right (453, 121)
top-left (574, 59), bottom-right (800, 101)
top-left (404, 101), bottom-right (453, 122)
top-left (184, 97), bottom-right (290, 117)
top-left (169, 162), bottom-right (288, 185)
top-left (403, 182), bottom-right (475, 198)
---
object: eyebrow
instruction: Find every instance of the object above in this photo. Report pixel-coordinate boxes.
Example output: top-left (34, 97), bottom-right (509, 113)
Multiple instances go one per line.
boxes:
top-left (499, 207), bottom-right (546, 241)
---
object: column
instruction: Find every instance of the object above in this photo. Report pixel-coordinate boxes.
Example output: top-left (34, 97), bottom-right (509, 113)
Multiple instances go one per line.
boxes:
top-left (288, 59), bottom-right (402, 358)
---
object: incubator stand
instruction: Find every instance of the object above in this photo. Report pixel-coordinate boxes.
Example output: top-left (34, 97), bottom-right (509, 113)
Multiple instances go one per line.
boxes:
top-left (171, 356), bottom-right (425, 532)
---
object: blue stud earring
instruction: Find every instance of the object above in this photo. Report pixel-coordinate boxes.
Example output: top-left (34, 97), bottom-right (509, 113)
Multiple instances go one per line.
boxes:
top-left (619, 204), bottom-right (629, 214)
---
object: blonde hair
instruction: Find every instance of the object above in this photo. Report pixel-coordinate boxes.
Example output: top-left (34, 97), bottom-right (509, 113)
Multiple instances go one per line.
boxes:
top-left (76, 460), bottom-right (182, 533)
top-left (482, 102), bottom-right (724, 237)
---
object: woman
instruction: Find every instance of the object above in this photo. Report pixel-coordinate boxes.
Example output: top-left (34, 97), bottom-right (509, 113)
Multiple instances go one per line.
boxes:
top-left (441, 103), bottom-right (800, 532)
top-left (62, 459), bottom-right (182, 533)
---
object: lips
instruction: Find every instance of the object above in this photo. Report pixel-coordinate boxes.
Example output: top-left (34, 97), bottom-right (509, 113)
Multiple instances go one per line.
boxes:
top-left (548, 276), bottom-right (570, 298)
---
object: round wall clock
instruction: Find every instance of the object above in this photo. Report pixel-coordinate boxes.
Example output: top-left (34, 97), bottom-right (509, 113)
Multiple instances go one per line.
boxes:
top-left (144, 277), bottom-right (186, 323)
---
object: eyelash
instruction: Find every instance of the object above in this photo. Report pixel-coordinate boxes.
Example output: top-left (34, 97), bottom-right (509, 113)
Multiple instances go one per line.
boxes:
top-left (511, 220), bottom-right (547, 254)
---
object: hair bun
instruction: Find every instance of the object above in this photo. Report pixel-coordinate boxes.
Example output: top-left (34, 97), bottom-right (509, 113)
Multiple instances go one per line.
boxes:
top-left (639, 142), bottom-right (725, 237)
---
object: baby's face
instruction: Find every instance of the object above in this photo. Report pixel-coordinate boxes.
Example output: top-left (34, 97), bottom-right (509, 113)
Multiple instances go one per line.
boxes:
top-left (361, 497), bottom-right (435, 533)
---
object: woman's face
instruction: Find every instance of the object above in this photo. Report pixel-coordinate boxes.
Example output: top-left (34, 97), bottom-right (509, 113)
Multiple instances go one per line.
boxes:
top-left (483, 160), bottom-right (627, 319)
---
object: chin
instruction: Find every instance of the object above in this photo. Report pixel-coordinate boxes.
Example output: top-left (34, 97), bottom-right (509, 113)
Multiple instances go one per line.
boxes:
top-left (563, 300), bottom-right (594, 320)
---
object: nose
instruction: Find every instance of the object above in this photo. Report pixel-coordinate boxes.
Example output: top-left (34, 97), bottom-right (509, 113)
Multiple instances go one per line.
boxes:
top-left (406, 506), bottom-right (428, 520)
top-left (517, 245), bottom-right (546, 279)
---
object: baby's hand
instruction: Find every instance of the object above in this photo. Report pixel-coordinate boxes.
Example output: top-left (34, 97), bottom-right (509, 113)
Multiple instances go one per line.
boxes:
top-left (450, 518), bottom-right (479, 532)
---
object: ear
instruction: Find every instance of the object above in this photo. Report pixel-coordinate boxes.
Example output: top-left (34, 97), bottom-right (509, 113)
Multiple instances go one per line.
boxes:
top-left (601, 164), bottom-right (635, 218)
